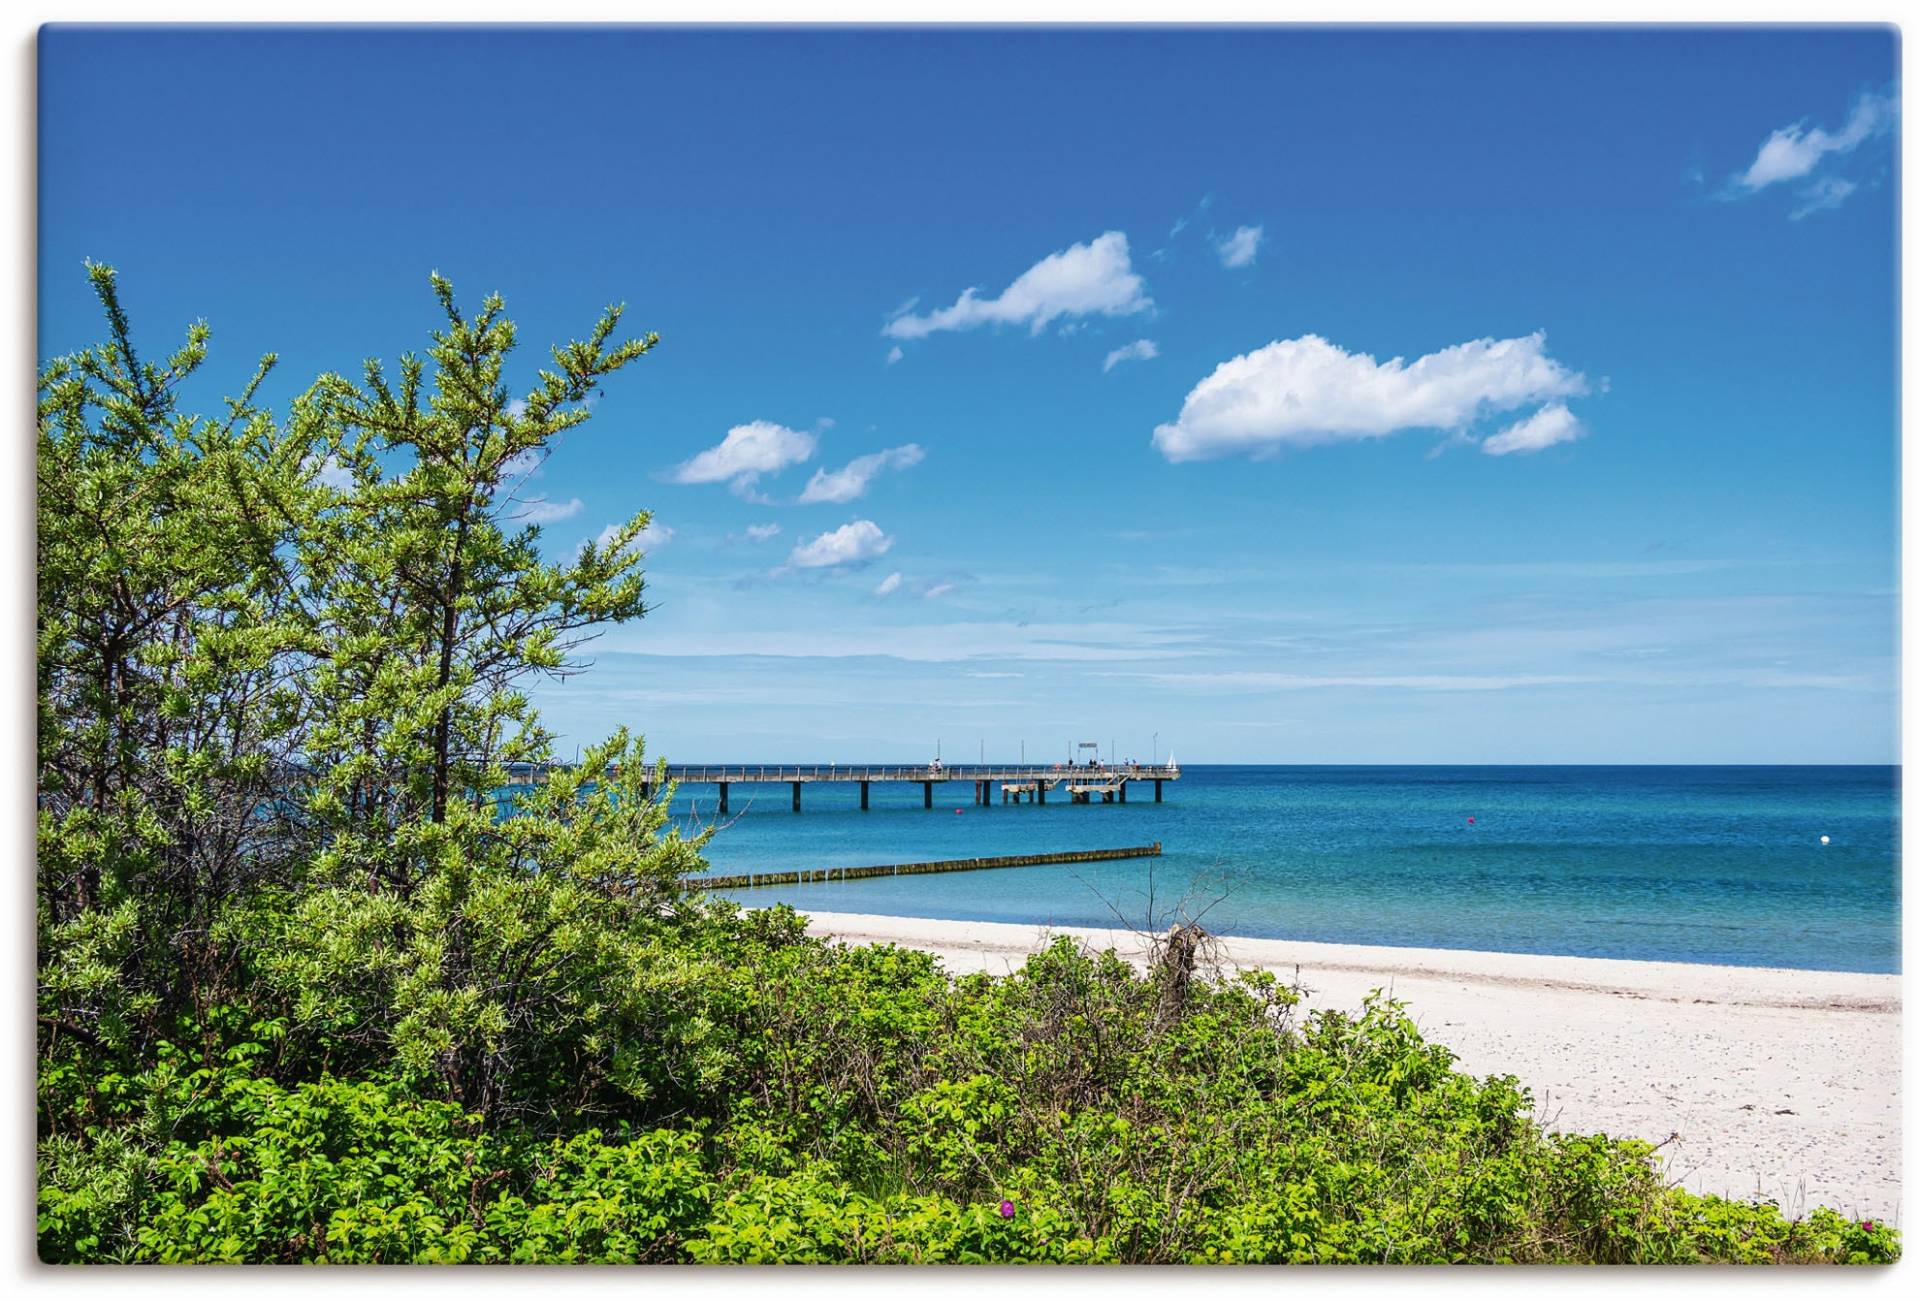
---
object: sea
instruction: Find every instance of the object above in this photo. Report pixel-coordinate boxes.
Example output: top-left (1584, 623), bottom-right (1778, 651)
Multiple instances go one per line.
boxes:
top-left (654, 765), bottom-right (1899, 974)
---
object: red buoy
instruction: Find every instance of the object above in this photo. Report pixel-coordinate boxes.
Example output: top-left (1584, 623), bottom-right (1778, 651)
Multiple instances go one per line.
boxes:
top-left (1467, 816), bottom-right (1476, 824)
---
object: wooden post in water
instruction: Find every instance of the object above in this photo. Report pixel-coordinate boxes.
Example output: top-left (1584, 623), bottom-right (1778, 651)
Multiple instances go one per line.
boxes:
top-left (923, 781), bottom-right (933, 809)
top-left (791, 781), bottom-right (801, 813)
top-left (860, 780), bottom-right (870, 810)
top-left (1155, 779), bottom-right (1162, 802)
top-left (1118, 781), bottom-right (1127, 803)
top-left (719, 781), bottom-right (729, 813)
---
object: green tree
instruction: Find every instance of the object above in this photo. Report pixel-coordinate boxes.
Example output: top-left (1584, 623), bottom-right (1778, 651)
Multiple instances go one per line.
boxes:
top-left (39, 266), bottom-right (706, 1129)
top-left (256, 276), bottom-right (714, 1120)
top-left (296, 274), bottom-right (661, 896)
top-left (37, 262), bottom-right (318, 1080)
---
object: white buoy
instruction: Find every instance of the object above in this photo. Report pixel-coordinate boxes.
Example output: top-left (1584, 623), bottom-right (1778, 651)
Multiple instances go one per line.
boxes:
top-left (1820, 835), bottom-right (1831, 845)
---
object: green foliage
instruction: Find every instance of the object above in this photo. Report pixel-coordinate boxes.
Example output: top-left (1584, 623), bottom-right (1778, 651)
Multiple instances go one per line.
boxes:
top-left (38, 268), bottom-right (1900, 1266)
top-left (38, 923), bottom-right (1903, 1265)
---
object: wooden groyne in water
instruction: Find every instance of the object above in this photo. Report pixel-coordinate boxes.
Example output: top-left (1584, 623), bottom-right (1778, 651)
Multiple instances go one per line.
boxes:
top-left (689, 842), bottom-right (1162, 890)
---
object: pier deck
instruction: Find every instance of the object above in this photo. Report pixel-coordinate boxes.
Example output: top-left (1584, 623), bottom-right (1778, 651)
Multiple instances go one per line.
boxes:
top-left (508, 762), bottom-right (1180, 811)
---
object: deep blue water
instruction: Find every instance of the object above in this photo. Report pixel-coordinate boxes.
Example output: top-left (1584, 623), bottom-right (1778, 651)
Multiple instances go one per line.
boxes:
top-left (650, 766), bottom-right (1898, 973)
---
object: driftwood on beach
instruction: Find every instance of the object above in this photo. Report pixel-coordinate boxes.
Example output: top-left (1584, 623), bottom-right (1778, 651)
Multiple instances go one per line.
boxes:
top-left (689, 842), bottom-right (1162, 890)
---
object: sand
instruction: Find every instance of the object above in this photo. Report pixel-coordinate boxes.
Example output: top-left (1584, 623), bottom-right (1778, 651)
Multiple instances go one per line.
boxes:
top-left (788, 908), bottom-right (1903, 1226)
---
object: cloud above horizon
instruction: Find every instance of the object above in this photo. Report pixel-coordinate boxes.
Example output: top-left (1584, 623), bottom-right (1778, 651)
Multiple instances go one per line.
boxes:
top-left (883, 231), bottom-right (1151, 341)
top-left (1103, 339), bottom-right (1159, 373)
top-left (309, 454), bottom-right (355, 490)
top-left (1151, 331), bottom-right (1589, 463)
top-left (797, 443), bottom-right (926, 504)
top-left (509, 495), bottom-right (584, 525)
top-left (788, 519), bottom-right (895, 569)
top-left (1214, 224), bottom-right (1264, 268)
top-left (1481, 402), bottom-right (1584, 456)
top-left (1726, 88), bottom-right (1895, 217)
top-left (1789, 175), bottom-right (1862, 220)
top-left (668, 420), bottom-right (817, 496)
top-left (871, 570), bottom-right (969, 599)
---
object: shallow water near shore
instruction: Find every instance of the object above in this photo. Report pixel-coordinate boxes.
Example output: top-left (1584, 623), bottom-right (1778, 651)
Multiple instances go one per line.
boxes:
top-left (653, 765), bottom-right (1897, 972)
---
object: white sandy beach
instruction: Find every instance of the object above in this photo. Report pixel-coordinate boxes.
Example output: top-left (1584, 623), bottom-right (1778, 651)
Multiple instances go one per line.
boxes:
top-left (791, 909), bottom-right (1903, 1226)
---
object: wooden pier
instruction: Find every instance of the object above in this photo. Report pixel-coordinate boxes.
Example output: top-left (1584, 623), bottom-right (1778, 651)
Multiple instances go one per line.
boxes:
top-left (688, 841), bottom-right (1162, 890)
top-left (507, 761), bottom-right (1180, 812)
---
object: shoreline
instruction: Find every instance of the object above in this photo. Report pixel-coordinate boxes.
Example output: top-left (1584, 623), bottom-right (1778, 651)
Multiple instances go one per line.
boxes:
top-left (779, 907), bottom-right (1904, 1226)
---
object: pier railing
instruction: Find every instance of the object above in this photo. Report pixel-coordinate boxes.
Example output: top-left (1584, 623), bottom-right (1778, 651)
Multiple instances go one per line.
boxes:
top-left (508, 762), bottom-right (1181, 783)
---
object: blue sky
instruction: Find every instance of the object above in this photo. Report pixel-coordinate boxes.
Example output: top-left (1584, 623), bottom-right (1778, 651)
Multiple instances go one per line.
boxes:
top-left (39, 26), bottom-right (1899, 763)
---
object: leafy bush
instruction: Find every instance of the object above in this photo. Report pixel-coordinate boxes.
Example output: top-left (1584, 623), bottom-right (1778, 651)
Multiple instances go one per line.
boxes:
top-left (36, 919), bottom-right (1903, 1264)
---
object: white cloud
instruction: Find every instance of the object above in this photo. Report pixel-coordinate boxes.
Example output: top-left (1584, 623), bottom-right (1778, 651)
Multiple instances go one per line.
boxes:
top-left (1731, 89), bottom-right (1895, 193)
top-left (498, 449), bottom-right (542, 482)
top-left (886, 346), bottom-right (904, 365)
top-left (668, 420), bottom-right (817, 494)
top-left (595, 617), bottom-right (1199, 663)
top-left (1214, 224), bottom-right (1264, 268)
top-left (1116, 671), bottom-right (1595, 693)
top-left (796, 443), bottom-right (926, 504)
top-left (1481, 402), bottom-right (1584, 456)
top-left (788, 519), bottom-right (894, 569)
top-left (1790, 175), bottom-right (1861, 220)
top-left (883, 231), bottom-right (1151, 340)
top-left (1159, 194), bottom-right (1214, 255)
top-left (871, 571), bottom-right (969, 599)
top-left (744, 522), bottom-right (782, 542)
top-left (1103, 339), bottom-right (1160, 373)
top-left (511, 495), bottom-right (584, 524)
top-left (1151, 331), bottom-right (1588, 463)
top-left (309, 454), bottom-right (354, 490)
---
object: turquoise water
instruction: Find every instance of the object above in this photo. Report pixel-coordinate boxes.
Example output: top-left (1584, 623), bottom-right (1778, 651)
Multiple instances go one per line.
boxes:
top-left (656, 766), bottom-right (1898, 973)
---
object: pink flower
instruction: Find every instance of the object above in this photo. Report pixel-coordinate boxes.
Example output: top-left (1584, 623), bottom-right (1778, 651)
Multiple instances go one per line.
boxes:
top-left (1863, 1220), bottom-right (1876, 1231)
top-left (998, 1200), bottom-right (1015, 1219)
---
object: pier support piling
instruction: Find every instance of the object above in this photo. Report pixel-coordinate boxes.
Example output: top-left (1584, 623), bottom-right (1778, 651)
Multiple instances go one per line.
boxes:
top-left (506, 763), bottom-right (1179, 817)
